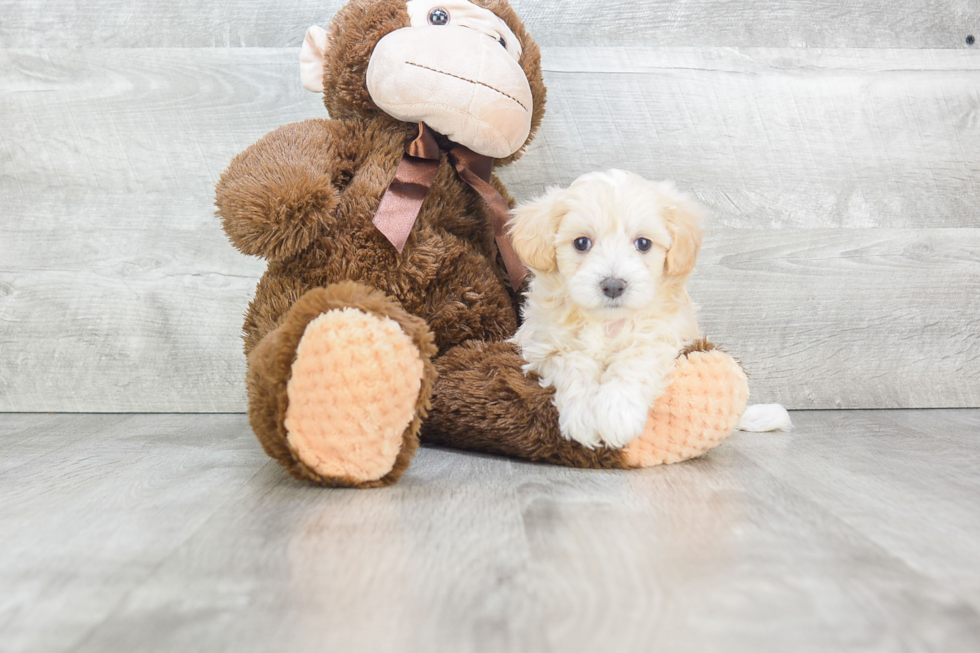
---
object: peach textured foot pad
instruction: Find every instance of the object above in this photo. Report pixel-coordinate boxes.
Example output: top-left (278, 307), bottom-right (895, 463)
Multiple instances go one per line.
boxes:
top-left (623, 350), bottom-right (749, 468)
top-left (284, 308), bottom-right (425, 483)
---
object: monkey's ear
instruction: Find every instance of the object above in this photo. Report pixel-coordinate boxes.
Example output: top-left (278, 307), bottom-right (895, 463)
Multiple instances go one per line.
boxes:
top-left (507, 188), bottom-right (565, 273)
top-left (300, 26), bottom-right (331, 93)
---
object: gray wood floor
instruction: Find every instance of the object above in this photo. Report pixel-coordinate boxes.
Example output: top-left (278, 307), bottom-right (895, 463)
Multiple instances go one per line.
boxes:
top-left (1, 411), bottom-right (979, 652)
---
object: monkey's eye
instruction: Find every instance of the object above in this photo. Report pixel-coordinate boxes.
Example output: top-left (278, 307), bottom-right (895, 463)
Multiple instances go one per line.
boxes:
top-left (428, 7), bottom-right (450, 26)
top-left (635, 238), bottom-right (653, 252)
top-left (573, 237), bottom-right (592, 252)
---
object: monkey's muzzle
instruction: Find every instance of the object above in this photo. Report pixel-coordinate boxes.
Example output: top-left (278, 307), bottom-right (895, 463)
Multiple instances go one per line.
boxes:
top-left (366, 25), bottom-right (533, 159)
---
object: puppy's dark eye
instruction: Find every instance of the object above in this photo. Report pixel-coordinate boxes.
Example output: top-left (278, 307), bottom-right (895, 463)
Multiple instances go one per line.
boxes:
top-left (498, 36), bottom-right (507, 48)
top-left (573, 237), bottom-right (592, 252)
top-left (635, 238), bottom-right (653, 252)
top-left (428, 7), bottom-right (450, 25)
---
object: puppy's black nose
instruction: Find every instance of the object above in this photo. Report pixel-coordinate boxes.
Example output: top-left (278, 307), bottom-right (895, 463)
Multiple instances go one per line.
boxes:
top-left (600, 278), bottom-right (627, 299)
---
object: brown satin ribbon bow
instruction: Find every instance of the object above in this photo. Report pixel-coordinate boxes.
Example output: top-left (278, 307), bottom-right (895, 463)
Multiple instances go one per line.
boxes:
top-left (372, 123), bottom-right (527, 290)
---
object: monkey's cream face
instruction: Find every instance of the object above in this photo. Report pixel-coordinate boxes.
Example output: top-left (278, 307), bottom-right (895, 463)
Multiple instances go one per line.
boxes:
top-left (365, 0), bottom-right (533, 158)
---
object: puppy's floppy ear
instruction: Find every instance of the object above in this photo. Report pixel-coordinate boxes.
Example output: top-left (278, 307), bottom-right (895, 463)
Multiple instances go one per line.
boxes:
top-left (660, 184), bottom-right (705, 277)
top-left (507, 187), bottom-right (565, 273)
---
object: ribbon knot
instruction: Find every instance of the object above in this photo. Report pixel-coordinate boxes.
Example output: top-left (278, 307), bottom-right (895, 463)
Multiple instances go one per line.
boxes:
top-left (372, 123), bottom-right (527, 291)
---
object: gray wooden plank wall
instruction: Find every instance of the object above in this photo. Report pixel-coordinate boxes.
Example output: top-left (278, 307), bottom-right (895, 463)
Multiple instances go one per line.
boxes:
top-left (1, 2), bottom-right (978, 412)
top-left (1, 0), bottom-right (976, 48)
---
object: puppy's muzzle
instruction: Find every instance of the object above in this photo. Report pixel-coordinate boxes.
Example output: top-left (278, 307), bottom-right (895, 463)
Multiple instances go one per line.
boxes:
top-left (600, 277), bottom-right (627, 299)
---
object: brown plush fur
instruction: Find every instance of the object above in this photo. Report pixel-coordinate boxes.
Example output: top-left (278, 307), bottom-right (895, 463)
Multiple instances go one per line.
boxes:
top-left (216, 0), bottom-right (545, 487)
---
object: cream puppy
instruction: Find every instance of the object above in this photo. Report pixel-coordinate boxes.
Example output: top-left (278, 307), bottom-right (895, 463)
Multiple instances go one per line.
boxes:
top-left (508, 170), bottom-right (705, 448)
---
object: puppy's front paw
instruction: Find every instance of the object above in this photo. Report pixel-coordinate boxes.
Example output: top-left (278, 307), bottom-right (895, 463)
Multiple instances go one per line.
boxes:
top-left (556, 399), bottom-right (603, 449)
top-left (592, 386), bottom-right (650, 448)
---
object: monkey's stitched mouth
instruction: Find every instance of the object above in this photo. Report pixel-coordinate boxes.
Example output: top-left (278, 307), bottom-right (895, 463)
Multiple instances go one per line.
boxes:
top-left (404, 61), bottom-right (529, 112)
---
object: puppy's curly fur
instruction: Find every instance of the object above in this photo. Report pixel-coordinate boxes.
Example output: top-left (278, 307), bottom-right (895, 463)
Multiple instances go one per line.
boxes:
top-left (509, 170), bottom-right (706, 448)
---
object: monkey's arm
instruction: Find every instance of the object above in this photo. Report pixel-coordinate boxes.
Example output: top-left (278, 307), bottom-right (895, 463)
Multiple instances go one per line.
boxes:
top-left (216, 119), bottom-right (351, 260)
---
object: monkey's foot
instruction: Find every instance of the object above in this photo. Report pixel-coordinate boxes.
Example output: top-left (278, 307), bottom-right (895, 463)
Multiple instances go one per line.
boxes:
top-left (622, 348), bottom-right (749, 468)
top-left (284, 307), bottom-right (426, 487)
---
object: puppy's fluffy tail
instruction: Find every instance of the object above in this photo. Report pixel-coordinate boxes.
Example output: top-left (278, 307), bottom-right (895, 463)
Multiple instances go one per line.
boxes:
top-left (737, 404), bottom-right (793, 432)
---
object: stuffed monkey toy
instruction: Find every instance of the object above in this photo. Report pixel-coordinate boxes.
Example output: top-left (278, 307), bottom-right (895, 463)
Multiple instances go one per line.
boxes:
top-left (216, 0), bottom-right (749, 488)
